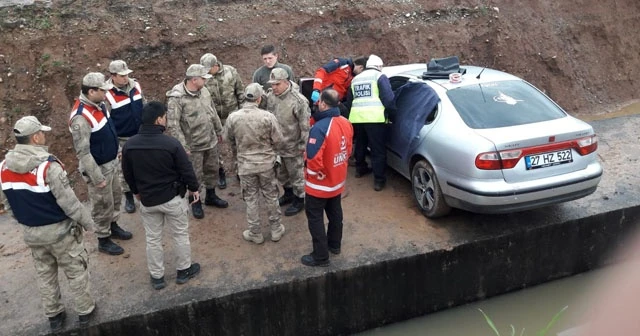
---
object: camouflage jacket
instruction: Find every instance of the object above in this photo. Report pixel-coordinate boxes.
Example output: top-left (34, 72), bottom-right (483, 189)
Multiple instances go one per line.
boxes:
top-left (204, 63), bottom-right (245, 121)
top-left (166, 81), bottom-right (223, 152)
top-left (0, 144), bottom-right (95, 246)
top-left (69, 94), bottom-right (119, 185)
top-left (265, 82), bottom-right (311, 157)
top-left (225, 102), bottom-right (284, 175)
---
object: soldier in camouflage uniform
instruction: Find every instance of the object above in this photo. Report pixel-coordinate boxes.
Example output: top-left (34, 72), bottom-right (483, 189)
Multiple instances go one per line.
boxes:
top-left (265, 68), bottom-right (311, 216)
top-left (200, 53), bottom-right (245, 190)
top-left (104, 60), bottom-right (146, 214)
top-left (166, 64), bottom-right (229, 219)
top-left (225, 83), bottom-right (285, 244)
top-left (0, 116), bottom-right (96, 331)
top-left (69, 73), bottom-right (132, 256)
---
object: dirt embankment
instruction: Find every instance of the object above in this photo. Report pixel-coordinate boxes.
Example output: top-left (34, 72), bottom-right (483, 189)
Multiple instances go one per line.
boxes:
top-left (0, 0), bottom-right (639, 198)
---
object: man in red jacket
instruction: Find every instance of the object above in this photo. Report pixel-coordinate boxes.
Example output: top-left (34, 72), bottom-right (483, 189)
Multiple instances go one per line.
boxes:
top-left (311, 56), bottom-right (367, 117)
top-left (301, 88), bottom-right (353, 267)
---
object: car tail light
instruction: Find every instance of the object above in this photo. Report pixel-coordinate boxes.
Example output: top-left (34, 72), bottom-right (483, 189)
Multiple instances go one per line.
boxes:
top-left (475, 150), bottom-right (522, 170)
top-left (475, 134), bottom-right (598, 170)
top-left (575, 135), bottom-right (598, 155)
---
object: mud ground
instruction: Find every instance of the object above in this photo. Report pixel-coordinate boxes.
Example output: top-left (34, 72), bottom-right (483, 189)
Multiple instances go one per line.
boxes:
top-left (1, 0), bottom-right (640, 199)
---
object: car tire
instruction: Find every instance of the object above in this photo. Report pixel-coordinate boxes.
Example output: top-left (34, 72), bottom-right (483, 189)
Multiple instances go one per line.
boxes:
top-left (411, 160), bottom-right (451, 218)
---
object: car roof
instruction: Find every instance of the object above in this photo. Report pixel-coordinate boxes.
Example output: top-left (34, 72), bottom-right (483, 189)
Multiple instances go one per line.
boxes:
top-left (382, 63), bottom-right (523, 90)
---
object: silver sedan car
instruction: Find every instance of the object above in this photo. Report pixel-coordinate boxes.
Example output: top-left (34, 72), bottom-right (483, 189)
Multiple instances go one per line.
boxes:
top-left (383, 58), bottom-right (602, 218)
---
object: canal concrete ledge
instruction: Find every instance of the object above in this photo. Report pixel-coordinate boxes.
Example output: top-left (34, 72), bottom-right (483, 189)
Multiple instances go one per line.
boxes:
top-left (2, 113), bottom-right (639, 336)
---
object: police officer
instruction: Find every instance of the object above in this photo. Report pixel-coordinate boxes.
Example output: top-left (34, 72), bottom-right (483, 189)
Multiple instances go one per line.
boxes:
top-left (301, 89), bottom-right (353, 267)
top-left (122, 102), bottom-right (201, 289)
top-left (265, 68), bottom-right (311, 216)
top-left (200, 53), bottom-right (245, 190)
top-left (225, 83), bottom-right (285, 244)
top-left (346, 55), bottom-right (395, 191)
top-left (166, 64), bottom-right (229, 219)
top-left (0, 116), bottom-right (96, 331)
top-left (69, 72), bottom-right (132, 256)
top-left (104, 60), bottom-right (145, 213)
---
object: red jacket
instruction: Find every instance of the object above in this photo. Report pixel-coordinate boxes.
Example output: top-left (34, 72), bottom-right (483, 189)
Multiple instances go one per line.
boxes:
top-left (313, 58), bottom-right (354, 101)
top-left (304, 107), bottom-right (353, 198)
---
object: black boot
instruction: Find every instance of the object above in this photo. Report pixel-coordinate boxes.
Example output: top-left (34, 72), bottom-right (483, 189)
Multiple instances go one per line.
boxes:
top-left (48, 311), bottom-right (66, 332)
top-left (284, 196), bottom-right (305, 216)
top-left (124, 191), bottom-right (136, 213)
top-left (218, 167), bottom-right (227, 189)
top-left (204, 188), bottom-right (229, 208)
top-left (278, 187), bottom-right (295, 206)
top-left (110, 222), bottom-right (132, 240)
top-left (98, 237), bottom-right (124, 255)
top-left (190, 196), bottom-right (204, 219)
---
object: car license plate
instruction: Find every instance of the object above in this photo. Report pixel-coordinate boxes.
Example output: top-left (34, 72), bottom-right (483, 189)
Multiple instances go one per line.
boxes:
top-left (525, 149), bottom-right (573, 170)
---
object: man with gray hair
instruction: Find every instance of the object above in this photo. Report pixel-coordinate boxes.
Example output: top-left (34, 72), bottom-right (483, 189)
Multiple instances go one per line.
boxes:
top-left (105, 60), bottom-right (145, 213)
top-left (1, 116), bottom-right (96, 331)
top-left (166, 64), bottom-right (229, 219)
top-left (69, 72), bottom-right (132, 256)
top-left (200, 53), bottom-right (245, 190)
top-left (225, 83), bottom-right (284, 244)
top-left (265, 67), bottom-right (311, 217)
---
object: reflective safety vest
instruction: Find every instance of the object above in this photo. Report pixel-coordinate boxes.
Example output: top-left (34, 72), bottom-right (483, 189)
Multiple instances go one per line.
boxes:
top-left (69, 100), bottom-right (119, 165)
top-left (349, 69), bottom-right (386, 124)
top-left (105, 82), bottom-right (143, 137)
top-left (0, 157), bottom-right (68, 227)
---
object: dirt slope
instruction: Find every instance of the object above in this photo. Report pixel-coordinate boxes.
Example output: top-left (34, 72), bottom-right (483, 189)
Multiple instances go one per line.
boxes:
top-left (0, 0), bottom-right (639, 198)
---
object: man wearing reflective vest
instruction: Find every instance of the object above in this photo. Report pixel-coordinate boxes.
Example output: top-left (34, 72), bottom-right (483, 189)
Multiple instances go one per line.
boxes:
top-left (105, 60), bottom-right (145, 214)
top-left (346, 54), bottom-right (395, 191)
top-left (69, 72), bottom-right (133, 256)
top-left (301, 89), bottom-right (353, 267)
top-left (0, 116), bottom-right (96, 331)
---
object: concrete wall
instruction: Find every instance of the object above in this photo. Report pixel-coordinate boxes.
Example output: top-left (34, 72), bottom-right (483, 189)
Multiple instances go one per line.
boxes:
top-left (58, 206), bottom-right (640, 336)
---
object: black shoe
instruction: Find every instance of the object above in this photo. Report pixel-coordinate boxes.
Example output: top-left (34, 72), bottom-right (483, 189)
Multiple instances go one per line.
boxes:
top-left (218, 167), bottom-right (227, 189)
top-left (278, 187), bottom-right (295, 206)
top-left (284, 196), bottom-right (304, 216)
top-left (204, 188), bottom-right (229, 208)
top-left (110, 222), bottom-right (132, 240)
top-left (150, 276), bottom-right (166, 290)
top-left (329, 247), bottom-right (341, 255)
top-left (124, 192), bottom-right (136, 213)
top-left (176, 263), bottom-right (201, 284)
top-left (190, 197), bottom-right (204, 219)
top-left (98, 238), bottom-right (124, 255)
top-left (49, 311), bottom-right (66, 332)
top-left (355, 167), bottom-right (372, 178)
top-left (374, 180), bottom-right (386, 191)
top-left (78, 306), bottom-right (96, 327)
top-left (301, 255), bottom-right (330, 267)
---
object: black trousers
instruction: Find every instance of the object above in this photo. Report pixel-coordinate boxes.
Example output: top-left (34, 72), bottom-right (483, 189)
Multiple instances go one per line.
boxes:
top-left (305, 194), bottom-right (343, 261)
top-left (354, 123), bottom-right (388, 183)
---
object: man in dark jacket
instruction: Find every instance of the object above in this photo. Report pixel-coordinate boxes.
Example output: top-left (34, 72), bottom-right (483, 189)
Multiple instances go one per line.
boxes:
top-left (122, 101), bottom-right (201, 290)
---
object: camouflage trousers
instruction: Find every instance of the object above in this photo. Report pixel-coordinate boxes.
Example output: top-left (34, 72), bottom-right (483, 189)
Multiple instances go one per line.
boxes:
top-left (84, 160), bottom-right (122, 238)
top-left (118, 137), bottom-right (130, 193)
top-left (190, 147), bottom-right (220, 193)
top-left (30, 229), bottom-right (94, 317)
top-left (240, 169), bottom-right (281, 234)
top-left (140, 196), bottom-right (192, 279)
top-left (278, 155), bottom-right (305, 198)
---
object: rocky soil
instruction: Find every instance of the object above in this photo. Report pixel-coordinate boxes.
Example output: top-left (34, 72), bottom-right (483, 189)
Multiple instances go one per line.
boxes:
top-left (0, 0), bottom-right (639, 199)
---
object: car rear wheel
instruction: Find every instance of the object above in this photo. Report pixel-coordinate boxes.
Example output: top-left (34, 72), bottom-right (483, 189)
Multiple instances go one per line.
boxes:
top-left (411, 160), bottom-right (451, 218)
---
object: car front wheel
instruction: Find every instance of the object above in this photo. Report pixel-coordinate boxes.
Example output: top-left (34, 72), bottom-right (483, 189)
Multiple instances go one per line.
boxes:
top-left (411, 160), bottom-right (451, 218)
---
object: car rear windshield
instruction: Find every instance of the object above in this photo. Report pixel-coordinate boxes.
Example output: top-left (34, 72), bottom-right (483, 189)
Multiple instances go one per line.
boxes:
top-left (446, 80), bottom-right (567, 129)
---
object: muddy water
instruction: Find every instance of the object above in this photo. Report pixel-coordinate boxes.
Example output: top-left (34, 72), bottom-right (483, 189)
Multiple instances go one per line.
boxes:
top-left (358, 269), bottom-right (608, 336)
